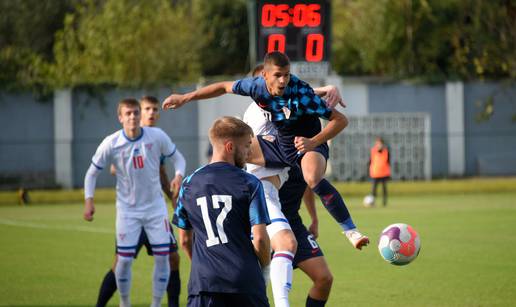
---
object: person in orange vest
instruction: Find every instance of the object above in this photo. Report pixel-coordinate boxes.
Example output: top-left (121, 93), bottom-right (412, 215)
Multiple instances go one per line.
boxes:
top-left (368, 137), bottom-right (391, 206)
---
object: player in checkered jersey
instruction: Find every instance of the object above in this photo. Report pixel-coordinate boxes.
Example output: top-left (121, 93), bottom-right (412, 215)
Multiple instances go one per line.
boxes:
top-left (163, 52), bottom-right (369, 253)
top-left (84, 98), bottom-right (185, 307)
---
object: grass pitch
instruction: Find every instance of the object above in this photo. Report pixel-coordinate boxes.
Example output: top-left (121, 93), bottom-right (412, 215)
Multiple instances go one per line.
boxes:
top-left (0, 185), bottom-right (515, 306)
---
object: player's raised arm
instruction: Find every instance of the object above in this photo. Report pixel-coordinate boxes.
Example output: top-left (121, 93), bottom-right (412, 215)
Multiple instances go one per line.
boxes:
top-left (314, 85), bottom-right (346, 109)
top-left (162, 81), bottom-right (235, 110)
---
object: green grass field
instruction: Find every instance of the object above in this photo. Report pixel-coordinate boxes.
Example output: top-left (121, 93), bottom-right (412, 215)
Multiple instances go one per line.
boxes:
top-left (1, 182), bottom-right (516, 306)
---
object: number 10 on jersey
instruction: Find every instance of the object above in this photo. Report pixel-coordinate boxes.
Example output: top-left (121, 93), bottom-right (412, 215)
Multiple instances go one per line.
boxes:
top-left (197, 195), bottom-right (232, 247)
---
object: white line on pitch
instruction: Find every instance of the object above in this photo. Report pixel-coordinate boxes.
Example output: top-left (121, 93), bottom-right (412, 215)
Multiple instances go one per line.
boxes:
top-left (0, 218), bottom-right (114, 234)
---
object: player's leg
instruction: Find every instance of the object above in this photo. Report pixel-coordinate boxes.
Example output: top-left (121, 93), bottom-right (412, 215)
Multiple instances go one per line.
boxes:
top-left (144, 210), bottom-right (172, 307)
top-left (95, 256), bottom-right (118, 307)
top-left (371, 178), bottom-right (379, 198)
top-left (167, 227), bottom-right (181, 307)
top-left (115, 213), bottom-right (142, 307)
top-left (300, 151), bottom-right (369, 249)
top-left (262, 177), bottom-right (297, 307)
top-left (297, 257), bottom-right (333, 307)
top-left (382, 178), bottom-right (388, 206)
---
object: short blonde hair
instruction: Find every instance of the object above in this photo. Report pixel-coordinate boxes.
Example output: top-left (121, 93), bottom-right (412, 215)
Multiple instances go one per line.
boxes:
top-left (209, 116), bottom-right (253, 144)
top-left (117, 98), bottom-right (140, 115)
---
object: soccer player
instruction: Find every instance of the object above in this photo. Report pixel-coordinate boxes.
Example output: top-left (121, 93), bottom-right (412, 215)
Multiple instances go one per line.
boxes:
top-left (95, 96), bottom-right (185, 307)
top-left (242, 64), bottom-right (343, 307)
top-left (84, 98), bottom-right (182, 307)
top-left (163, 51), bottom-right (369, 250)
top-left (174, 116), bottom-right (271, 307)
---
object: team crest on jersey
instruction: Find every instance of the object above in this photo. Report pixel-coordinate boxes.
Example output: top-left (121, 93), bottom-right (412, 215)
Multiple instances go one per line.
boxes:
top-left (282, 106), bottom-right (291, 119)
top-left (262, 135), bottom-right (276, 143)
top-left (119, 233), bottom-right (126, 241)
top-left (145, 143), bottom-right (153, 151)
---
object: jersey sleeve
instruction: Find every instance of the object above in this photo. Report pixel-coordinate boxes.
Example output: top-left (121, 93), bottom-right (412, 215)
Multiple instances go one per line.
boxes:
top-left (296, 80), bottom-right (333, 120)
top-left (91, 136), bottom-right (113, 170)
top-left (248, 177), bottom-right (271, 226)
top-left (157, 128), bottom-right (177, 158)
top-left (173, 185), bottom-right (192, 230)
top-left (232, 77), bottom-right (259, 98)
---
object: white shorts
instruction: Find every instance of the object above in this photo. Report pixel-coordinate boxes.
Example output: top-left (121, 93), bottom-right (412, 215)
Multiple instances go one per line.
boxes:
top-left (247, 163), bottom-right (290, 188)
top-left (261, 180), bottom-right (291, 238)
top-left (115, 201), bottom-right (170, 257)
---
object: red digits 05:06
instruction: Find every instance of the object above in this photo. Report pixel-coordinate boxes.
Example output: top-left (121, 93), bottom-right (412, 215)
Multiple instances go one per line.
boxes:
top-left (261, 4), bottom-right (321, 28)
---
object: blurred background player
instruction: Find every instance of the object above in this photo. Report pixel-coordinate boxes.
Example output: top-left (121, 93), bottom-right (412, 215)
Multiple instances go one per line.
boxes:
top-left (242, 64), bottom-right (343, 307)
top-left (368, 137), bottom-right (391, 207)
top-left (163, 51), bottom-right (368, 251)
top-left (174, 116), bottom-right (271, 306)
top-left (84, 98), bottom-right (180, 307)
top-left (95, 96), bottom-right (185, 307)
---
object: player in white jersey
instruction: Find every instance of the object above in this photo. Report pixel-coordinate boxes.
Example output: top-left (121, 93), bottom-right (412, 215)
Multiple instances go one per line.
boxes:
top-left (83, 98), bottom-right (183, 307)
top-left (242, 64), bottom-right (346, 307)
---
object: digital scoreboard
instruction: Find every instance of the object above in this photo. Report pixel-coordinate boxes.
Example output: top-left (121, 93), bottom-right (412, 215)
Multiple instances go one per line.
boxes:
top-left (253, 0), bottom-right (331, 78)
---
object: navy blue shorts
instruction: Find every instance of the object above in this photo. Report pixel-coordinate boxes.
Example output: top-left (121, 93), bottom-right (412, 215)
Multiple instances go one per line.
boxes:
top-left (257, 135), bottom-right (329, 168)
top-left (115, 223), bottom-right (178, 257)
top-left (289, 217), bottom-right (324, 268)
top-left (187, 292), bottom-right (269, 307)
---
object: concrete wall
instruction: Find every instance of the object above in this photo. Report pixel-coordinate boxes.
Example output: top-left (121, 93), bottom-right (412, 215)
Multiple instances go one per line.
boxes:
top-left (0, 93), bottom-right (55, 187)
top-left (1, 80), bottom-right (515, 189)
top-left (463, 82), bottom-right (516, 175)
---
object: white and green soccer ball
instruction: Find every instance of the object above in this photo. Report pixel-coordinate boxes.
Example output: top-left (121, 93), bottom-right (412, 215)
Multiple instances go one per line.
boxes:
top-left (363, 195), bottom-right (375, 207)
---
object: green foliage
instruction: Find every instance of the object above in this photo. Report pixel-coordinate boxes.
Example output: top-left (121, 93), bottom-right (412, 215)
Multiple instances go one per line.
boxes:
top-left (47, 0), bottom-right (201, 88)
top-left (192, 0), bottom-right (249, 76)
top-left (0, 0), bottom-right (74, 91)
top-left (332, 0), bottom-right (516, 81)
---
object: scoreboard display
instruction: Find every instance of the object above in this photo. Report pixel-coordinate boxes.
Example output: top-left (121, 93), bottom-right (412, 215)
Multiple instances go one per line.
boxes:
top-left (253, 0), bottom-right (331, 77)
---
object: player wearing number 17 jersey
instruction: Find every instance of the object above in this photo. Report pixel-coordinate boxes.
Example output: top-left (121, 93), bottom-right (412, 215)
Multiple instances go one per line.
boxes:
top-left (174, 117), bottom-right (271, 307)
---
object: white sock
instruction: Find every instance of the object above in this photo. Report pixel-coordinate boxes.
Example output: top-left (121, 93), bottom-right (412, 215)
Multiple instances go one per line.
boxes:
top-left (120, 295), bottom-right (130, 307)
top-left (150, 296), bottom-right (163, 307)
top-left (270, 251), bottom-right (294, 307)
top-left (151, 255), bottom-right (170, 303)
top-left (115, 256), bottom-right (133, 306)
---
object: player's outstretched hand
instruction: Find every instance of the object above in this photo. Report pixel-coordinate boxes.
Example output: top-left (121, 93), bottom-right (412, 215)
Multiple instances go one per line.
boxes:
top-left (83, 199), bottom-right (95, 222)
top-left (162, 94), bottom-right (187, 110)
top-left (323, 85), bottom-right (346, 109)
top-left (294, 136), bottom-right (316, 154)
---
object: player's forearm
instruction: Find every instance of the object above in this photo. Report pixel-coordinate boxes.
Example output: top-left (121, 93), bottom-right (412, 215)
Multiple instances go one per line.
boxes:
top-left (159, 167), bottom-right (173, 200)
top-left (311, 111), bottom-right (348, 146)
top-left (179, 229), bottom-right (193, 260)
top-left (184, 82), bottom-right (234, 102)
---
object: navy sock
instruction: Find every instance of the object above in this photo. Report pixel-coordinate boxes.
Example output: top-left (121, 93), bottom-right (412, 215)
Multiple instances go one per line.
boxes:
top-left (306, 295), bottom-right (327, 307)
top-left (96, 269), bottom-right (117, 307)
top-left (312, 179), bottom-right (355, 230)
top-left (167, 269), bottom-right (180, 307)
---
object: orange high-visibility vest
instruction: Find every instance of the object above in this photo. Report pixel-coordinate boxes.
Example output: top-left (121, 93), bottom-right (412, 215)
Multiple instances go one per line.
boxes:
top-left (369, 146), bottom-right (391, 178)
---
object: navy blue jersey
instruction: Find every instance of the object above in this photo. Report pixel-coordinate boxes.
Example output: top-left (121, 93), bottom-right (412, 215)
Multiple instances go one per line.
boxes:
top-left (173, 162), bottom-right (270, 296)
top-left (279, 167), bottom-right (307, 222)
top-left (233, 75), bottom-right (333, 166)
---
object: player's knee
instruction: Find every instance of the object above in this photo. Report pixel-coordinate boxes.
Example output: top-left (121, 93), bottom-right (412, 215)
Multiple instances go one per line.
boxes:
top-left (314, 272), bottom-right (333, 291)
top-left (117, 255), bottom-right (134, 269)
top-left (169, 252), bottom-right (180, 270)
top-left (304, 175), bottom-right (321, 189)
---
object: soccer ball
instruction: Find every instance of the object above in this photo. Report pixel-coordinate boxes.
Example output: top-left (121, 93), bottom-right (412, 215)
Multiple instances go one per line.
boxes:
top-left (363, 195), bottom-right (375, 207)
top-left (378, 223), bottom-right (420, 265)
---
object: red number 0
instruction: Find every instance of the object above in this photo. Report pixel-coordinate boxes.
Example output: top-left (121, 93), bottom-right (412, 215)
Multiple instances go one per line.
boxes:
top-left (132, 156), bottom-right (144, 169)
top-left (267, 34), bottom-right (286, 53)
top-left (305, 33), bottom-right (324, 62)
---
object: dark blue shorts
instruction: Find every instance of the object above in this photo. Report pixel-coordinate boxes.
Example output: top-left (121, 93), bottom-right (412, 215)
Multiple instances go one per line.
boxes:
top-left (115, 223), bottom-right (178, 257)
top-left (257, 135), bottom-right (329, 168)
top-left (187, 292), bottom-right (269, 307)
top-left (289, 217), bottom-right (324, 268)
